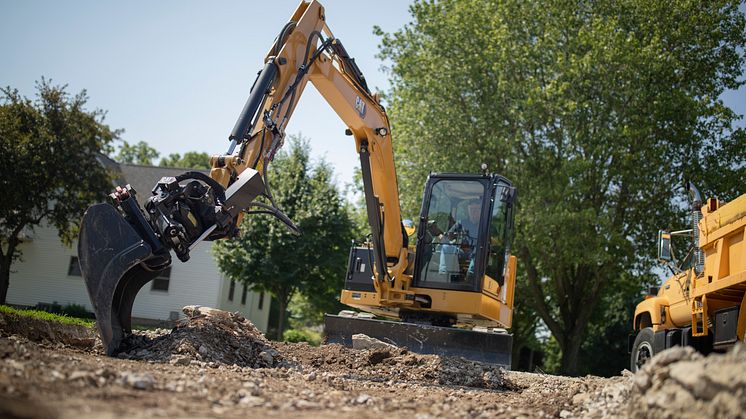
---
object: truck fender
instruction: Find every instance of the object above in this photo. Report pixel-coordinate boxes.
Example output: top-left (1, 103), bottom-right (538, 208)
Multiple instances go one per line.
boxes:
top-left (633, 297), bottom-right (669, 330)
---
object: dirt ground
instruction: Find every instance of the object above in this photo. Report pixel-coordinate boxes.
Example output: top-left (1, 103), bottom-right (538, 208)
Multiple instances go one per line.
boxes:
top-left (1, 307), bottom-right (744, 418)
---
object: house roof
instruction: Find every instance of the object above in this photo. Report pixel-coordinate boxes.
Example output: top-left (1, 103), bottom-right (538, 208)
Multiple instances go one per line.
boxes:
top-left (117, 163), bottom-right (208, 207)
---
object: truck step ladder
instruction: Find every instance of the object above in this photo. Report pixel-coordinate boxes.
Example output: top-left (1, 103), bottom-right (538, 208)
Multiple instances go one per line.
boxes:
top-left (691, 295), bottom-right (709, 337)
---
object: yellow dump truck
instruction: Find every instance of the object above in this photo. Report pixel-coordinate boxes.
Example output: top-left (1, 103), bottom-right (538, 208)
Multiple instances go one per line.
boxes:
top-left (630, 183), bottom-right (746, 371)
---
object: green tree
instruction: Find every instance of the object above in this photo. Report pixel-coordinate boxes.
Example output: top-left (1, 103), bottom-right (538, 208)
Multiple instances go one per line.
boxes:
top-left (116, 140), bottom-right (159, 165)
top-left (0, 80), bottom-right (117, 303)
top-left (160, 151), bottom-right (211, 170)
top-left (214, 136), bottom-right (355, 339)
top-left (378, 0), bottom-right (745, 375)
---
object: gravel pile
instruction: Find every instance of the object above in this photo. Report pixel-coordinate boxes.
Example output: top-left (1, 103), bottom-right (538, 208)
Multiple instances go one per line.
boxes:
top-left (280, 341), bottom-right (513, 390)
top-left (625, 344), bottom-right (746, 418)
top-left (569, 343), bottom-right (746, 418)
top-left (118, 306), bottom-right (282, 368)
top-left (117, 306), bottom-right (510, 390)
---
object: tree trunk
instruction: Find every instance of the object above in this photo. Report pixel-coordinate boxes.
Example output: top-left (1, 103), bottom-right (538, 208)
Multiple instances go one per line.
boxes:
top-left (559, 332), bottom-right (585, 376)
top-left (275, 297), bottom-right (288, 340)
top-left (557, 271), bottom-right (606, 376)
top-left (0, 256), bottom-right (10, 305)
top-left (1, 232), bottom-right (21, 306)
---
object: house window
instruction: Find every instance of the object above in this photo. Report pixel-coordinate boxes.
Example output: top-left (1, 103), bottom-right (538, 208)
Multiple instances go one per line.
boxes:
top-left (258, 291), bottom-right (264, 310)
top-left (151, 268), bottom-right (171, 292)
top-left (228, 280), bottom-right (235, 301)
top-left (241, 284), bottom-right (248, 305)
top-left (68, 256), bottom-right (82, 276)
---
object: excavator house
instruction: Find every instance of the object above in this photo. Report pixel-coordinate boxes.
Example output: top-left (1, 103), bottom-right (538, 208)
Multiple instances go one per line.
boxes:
top-left (78, 0), bottom-right (517, 366)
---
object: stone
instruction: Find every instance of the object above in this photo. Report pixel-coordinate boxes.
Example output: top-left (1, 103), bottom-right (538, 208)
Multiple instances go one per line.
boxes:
top-left (169, 355), bottom-right (192, 366)
top-left (354, 394), bottom-right (372, 405)
top-left (572, 392), bottom-right (590, 406)
top-left (643, 346), bottom-right (698, 371)
top-left (259, 350), bottom-right (274, 366)
top-left (351, 334), bottom-right (398, 351)
top-left (121, 372), bottom-right (156, 390)
top-left (238, 396), bottom-right (265, 407)
top-left (633, 370), bottom-right (651, 391)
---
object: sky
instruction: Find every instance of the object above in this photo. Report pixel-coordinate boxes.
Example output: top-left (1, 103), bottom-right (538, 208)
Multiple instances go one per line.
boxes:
top-left (0, 0), bottom-right (413, 190)
top-left (1, 0), bottom-right (745, 193)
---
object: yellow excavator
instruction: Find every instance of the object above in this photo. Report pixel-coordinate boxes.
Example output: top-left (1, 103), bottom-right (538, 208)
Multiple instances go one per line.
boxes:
top-left (78, 0), bottom-right (518, 366)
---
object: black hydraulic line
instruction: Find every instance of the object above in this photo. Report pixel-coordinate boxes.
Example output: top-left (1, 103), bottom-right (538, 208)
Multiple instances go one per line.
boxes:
top-left (251, 128), bottom-right (267, 169)
top-left (119, 197), bottom-right (164, 254)
top-left (274, 35), bottom-right (332, 123)
top-left (359, 140), bottom-right (387, 282)
top-left (244, 201), bottom-right (299, 234)
top-left (330, 39), bottom-right (370, 94)
top-left (273, 21), bottom-right (297, 56)
top-left (229, 58), bottom-right (279, 142)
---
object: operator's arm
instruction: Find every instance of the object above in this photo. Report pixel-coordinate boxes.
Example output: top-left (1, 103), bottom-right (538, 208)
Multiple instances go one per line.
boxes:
top-left (209, 0), bottom-right (408, 289)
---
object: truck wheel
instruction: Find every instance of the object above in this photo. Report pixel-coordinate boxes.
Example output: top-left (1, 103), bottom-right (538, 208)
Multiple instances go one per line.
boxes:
top-left (630, 327), bottom-right (655, 372)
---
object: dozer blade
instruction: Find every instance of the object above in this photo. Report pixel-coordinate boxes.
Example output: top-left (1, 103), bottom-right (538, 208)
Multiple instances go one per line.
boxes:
top-left (78, 204), bottom-right (166, 355)
top-left (324, 314), bottom-right (512, 368)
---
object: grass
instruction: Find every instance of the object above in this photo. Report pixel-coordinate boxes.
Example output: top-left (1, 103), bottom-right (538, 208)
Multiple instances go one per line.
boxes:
top-left (0, 305), bottom-right (95, 328)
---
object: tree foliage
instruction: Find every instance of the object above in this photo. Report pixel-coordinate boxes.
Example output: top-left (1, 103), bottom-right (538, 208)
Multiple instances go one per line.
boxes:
top-left (0, 80), bottom-right (117, 303)
top-left (378, 0), bottom-right (745, 375)
top-left (160, 151), bottom-right (211, 170)
top-left (115, 140), bottom-right (159, 165)
top-left (214, 136), bottom-right (355, 338)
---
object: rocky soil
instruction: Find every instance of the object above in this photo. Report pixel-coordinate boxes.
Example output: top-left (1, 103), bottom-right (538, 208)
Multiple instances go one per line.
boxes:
top-left (1, 307), bottom-right (744, 418)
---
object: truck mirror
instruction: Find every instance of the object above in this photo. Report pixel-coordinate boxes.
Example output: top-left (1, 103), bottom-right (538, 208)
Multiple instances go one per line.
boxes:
top-left (658, 230), bottom-right (672, 262)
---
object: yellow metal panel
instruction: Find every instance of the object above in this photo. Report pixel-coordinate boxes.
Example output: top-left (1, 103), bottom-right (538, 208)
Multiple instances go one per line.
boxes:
top-left (692, 270), bottom-right (746, 298)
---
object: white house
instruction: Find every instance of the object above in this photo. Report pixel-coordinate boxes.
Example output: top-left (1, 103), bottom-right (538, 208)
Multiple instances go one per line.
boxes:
top-left (7, 163), bottom-right (270, 333)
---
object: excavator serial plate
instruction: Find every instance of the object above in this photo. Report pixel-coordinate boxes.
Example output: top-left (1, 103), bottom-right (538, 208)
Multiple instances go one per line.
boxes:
top-left (324, 314), bottom-right (512, 368)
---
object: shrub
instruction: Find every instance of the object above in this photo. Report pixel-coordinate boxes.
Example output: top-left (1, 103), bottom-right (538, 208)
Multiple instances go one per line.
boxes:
top-left (61, 303), bottom-right (93, 319)
top-left (283, 328), bottom-right (321, 346)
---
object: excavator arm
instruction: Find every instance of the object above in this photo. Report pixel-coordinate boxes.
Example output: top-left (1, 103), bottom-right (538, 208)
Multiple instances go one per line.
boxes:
top-left (211, 0), bottom-right (406, 287)
top-left (78, 0), bottom-right (411, 355)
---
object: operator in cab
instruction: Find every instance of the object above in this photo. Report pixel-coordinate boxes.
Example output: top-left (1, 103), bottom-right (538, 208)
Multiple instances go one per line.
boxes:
top-left (439, 197), bottom-right (482, 280)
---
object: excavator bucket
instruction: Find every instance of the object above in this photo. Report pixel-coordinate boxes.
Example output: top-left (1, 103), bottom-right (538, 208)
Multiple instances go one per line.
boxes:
top-left (78, 204), bottom-right (167, 355)
top-left (324, 314), bottom-right (513, 368)
top-left (78, 169), bottom-right (264, 356)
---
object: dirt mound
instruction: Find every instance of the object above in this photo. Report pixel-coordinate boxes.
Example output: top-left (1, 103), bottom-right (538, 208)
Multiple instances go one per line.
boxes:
top-left (626, 344), bottom-right (746, 418)
top-left (118, 306), bottom-right (281, 368)
top-left (116, 306), bottom-right (509, 390)
top-left (279, 340), bottom-right (512, 390)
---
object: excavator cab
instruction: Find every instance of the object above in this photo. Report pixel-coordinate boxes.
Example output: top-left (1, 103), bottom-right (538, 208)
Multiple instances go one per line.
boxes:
top-left (414, 173), bottom-right (514, 292)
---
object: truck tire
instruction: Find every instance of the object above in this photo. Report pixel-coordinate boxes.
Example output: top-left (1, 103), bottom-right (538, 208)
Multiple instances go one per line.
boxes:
top-left (630, 327), bottom-right (655, 373)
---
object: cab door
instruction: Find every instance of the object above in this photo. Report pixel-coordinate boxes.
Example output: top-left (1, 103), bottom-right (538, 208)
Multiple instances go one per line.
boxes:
top-left (413, 174), bottom-right (491, 292)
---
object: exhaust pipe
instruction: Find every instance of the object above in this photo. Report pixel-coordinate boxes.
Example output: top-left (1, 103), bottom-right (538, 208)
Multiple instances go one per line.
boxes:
top-left (686, 181), bottom-right (705, 275)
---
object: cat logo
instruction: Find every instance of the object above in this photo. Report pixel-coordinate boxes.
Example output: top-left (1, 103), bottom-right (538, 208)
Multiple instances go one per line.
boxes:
top-left (355, 96), bottom-right (366, 118)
